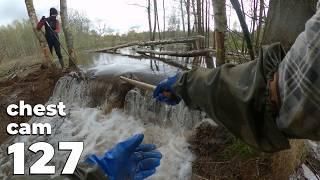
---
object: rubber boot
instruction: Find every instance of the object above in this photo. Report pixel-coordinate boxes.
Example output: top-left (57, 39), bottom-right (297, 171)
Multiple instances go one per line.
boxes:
top-left (59, 58), bottom-right (64, 69)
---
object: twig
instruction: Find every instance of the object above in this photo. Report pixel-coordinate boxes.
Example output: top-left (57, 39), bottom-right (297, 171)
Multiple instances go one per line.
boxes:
top-left (193, 174), bottom-right (209, 180)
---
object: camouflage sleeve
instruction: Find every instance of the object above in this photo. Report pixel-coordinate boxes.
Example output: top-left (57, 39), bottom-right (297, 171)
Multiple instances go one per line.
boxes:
top-left (277, 5), bottom-right (320, 140)
top-left (66, 162), bottom-right (107, 180)
top-left (172, 43), bottom-right (290, 152)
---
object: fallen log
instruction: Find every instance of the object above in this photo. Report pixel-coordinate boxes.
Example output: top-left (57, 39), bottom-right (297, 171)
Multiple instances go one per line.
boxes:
top-left (140, 54), bottom-right (190, 70)
top-left (92, 36), bottom-right (204, 53)
top-left (136, 48), bottom-right (216, 57)
top-left (89, 48), bottom-right (189, 70)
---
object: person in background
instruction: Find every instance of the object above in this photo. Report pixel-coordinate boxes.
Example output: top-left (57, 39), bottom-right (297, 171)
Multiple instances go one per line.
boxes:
top-left (153, 2), bottom-right (320, 153)
top-left (36, 7), bottom-right (64, 68)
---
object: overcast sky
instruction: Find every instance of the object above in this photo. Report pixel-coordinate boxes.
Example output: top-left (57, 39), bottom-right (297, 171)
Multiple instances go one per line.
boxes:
top-left (0, 0), bottom-right (248, 34)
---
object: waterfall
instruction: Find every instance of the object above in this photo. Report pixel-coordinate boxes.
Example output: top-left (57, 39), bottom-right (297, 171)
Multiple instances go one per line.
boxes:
top-left (0, 74), bottom-right (205, 179)
top-left (124, 89), bottom-right (206, 131)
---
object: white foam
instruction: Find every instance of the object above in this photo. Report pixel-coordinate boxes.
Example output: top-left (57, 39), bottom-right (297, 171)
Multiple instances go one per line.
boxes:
top-left (0, 75), bottom-right (197, 179)
top-left (0, 107), bottom-right (194, 179)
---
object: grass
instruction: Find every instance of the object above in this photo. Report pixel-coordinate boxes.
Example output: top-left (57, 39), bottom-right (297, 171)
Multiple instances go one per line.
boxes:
top-left (217, 138), bottom-right (258, 160)
top-left (0, 55), bottom-right (43, 78)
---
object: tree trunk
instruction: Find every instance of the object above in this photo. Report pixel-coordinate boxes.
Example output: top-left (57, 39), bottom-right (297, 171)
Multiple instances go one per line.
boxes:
top-left (152, 0), bottom-right (160, 70)
top-left (152, 0), bottom-right (161, 40)
top-left (94, 36), bottom-right (204, 52)
top-left (192, 0), bottom-right (198, 33)
top-left (136, 48), bottom-right (215, 57)
top-left (147, 0), bottom-right (154, 69)
top-left (180, 0), bottom-right (186, 35)
top-left (152, 0), bottom-right (157, 41)
top-left (196, 0), bottom-right (203, 36)
top-left (60, 0), bottom-right (77, 68)
top-left (230, 0), bottom-right (255, 61)
top-left (240, 0), bottom-right (246, 53)
top-left (255, 0), bottom-right (264, 51)
top-left (251, 0), bottom-right (258, 52)
top-left (162, 0), bottom-right (166, 38)
top-left (186, 0), bottom-right (191, 36)
top-left (25, 0), bottom-right (54, 67)
top-left (212, 0), bottom-right (227, 66)
top-left (262, 0), bottom-right (317, 51)
top-left (147, 0), bottom-right (153, 41)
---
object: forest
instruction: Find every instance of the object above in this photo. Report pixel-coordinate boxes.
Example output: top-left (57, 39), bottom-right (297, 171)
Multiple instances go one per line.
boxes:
top-left (1, 0), bottom-right (271, 63)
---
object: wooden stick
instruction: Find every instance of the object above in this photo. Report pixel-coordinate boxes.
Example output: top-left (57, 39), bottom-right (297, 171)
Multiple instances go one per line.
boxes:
top-left (120, 76), bottom-right (156, 91)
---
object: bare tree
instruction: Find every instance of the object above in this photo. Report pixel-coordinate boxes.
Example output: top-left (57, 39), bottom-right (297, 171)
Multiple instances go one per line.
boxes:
top-left (60, 0), bottom-right (77, 68)
top-left (147, 0), bottom-right (153, 40)
top-left (153, 0), bottom-right (161, 40)
top-left (180, 0), bottom-right (186, 35)
top-left (255, 0), bottom-right (264, 51)
top-left (186, 0), bottom-right (191, 36)
top-left (250, 0), bottom-right (258, 52)
top-left (192, 0), bottom-right (198, 33)
top-left (212, 0), bottom-right (227, 65)
top-left (196, 0), bottom-right (203, 36)
top-left (25, 0), bottom-right (53, 67)
top-left (163, 0), bottom-right (166, 38)
top-left (230, 0), bottom-right (255, 60)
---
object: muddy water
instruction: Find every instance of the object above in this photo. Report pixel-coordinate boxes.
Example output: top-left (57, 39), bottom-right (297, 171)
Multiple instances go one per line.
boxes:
top-left (0, 53), bottom-right (205, 179)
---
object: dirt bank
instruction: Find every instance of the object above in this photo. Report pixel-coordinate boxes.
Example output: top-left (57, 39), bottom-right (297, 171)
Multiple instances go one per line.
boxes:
top-left (0, 65), bottom-right (65, 144)
top-left (190, 121), bottom-right (306, 180)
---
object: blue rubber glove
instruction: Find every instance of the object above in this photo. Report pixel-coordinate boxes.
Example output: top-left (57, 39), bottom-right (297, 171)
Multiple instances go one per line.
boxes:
top-left (86, 134), bottom-right (162, 180)
top-left (153, 74), bottom-right (181, 105)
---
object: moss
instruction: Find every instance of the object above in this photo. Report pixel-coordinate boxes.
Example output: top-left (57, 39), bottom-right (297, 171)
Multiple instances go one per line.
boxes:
top-left (217, 138), bottom-right (258, 160)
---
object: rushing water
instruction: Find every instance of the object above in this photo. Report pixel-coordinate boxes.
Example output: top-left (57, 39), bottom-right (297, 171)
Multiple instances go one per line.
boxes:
top-left (0, 53), bottom-right (206, 179)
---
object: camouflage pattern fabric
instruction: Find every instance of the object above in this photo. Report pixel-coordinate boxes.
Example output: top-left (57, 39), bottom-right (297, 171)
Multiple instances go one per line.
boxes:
top-left (173, 6), bottom-right (320, 152)
top-left (173, 43), bottom-right (290, 152)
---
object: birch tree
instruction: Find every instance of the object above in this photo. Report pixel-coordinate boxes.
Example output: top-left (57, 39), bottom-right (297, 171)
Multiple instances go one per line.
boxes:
top-left (212, 0), bottom-right (227, 65)
top-left (180, 0), bottom-right (186, 35)
top-left (162, 0), bottom-right (166, 38)
top-left (255, 0), bottom-right (264, 51)
top-left (25, 0), bottom-right (54, 67)
top-left (60, 0), bottom-right (77, 68)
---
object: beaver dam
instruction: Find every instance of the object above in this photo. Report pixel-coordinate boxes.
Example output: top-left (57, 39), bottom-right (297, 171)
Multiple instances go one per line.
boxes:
top-left (0, 52), bottom-right (319, 179)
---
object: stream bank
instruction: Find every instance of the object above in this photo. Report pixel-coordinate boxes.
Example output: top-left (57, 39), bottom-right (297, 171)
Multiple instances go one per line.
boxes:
top-left (0, 64), bottom-right (65, 144)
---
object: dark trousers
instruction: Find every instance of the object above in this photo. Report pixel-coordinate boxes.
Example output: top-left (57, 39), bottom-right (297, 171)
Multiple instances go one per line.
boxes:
top-left (46, 36), bottom-right (64, 68)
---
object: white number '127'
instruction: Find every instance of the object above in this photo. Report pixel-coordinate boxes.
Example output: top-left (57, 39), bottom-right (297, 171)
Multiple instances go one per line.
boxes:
top-left (8, 142), bottom-right (83, 175)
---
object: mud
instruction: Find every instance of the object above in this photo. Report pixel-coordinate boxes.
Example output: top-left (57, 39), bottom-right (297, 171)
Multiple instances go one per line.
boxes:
top-left (0, 65), bottom-right (65, 144)
top-left (189, 120), bottom-right (307, 179)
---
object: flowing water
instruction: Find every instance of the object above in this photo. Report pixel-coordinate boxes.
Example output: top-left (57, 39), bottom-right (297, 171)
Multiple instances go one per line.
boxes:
top-left (0, 53), bottom-right (206, 179)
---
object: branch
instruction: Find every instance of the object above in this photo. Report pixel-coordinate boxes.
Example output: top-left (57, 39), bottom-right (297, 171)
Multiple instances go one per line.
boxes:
top-left (136, 48), bottom-right (215, 57)
top-left (140, 54), bottom-right (190, 70)
top-left (127, 3), bottom-right (147, 9)
top-left (91, 36), bottom-right (204, 53)
top-left (230, 0), bottom-right (255, 60)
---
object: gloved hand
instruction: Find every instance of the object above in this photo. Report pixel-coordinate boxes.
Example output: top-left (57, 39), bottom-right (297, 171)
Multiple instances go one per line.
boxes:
top-left (86, 134), bottom-right (162, 180)
top-left (153, 73), bottom-right (181, 105)
top-left (41, 16), bottom-right (46, 22)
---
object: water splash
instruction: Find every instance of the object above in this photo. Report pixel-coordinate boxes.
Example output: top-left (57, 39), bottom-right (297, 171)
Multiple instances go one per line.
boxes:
top-left (0, 74), bottom-right (204, 179)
